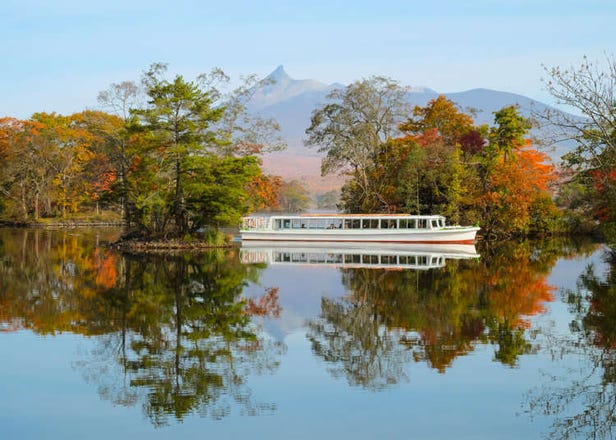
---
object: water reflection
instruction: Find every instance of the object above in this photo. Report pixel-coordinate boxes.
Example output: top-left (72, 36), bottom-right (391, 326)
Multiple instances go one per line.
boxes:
top-left (305, 239), bottom-right (588, 387)
top-left (240, 241), bottom-right (479, 270)
top-left (527, 246), bottom-right (616, 439)
top-left (0, 228), bottom-right (284, 426)
top-left (2, 228), bottom-right (612, 436)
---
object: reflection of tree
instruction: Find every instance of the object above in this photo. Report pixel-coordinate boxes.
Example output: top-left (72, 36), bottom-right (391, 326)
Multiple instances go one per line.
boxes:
top-left (0, 228), bottom-right (285, 425)
top-left (528, 247), bottom-right (616, 440)
top-left (308, 294), bottom-right (412, 390)
top-left (0, 228), bottom-right (124, 335)
top-left (101, 252), bottom-right (285, 426)
top-left (307, 239), bottom-right (588, 389)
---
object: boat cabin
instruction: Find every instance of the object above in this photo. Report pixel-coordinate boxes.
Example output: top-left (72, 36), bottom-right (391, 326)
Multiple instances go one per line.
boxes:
top-left (242, 215), bottom-right (447, 231)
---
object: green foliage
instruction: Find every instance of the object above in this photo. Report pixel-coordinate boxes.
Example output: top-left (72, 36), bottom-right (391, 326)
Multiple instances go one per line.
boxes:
top-left (0, 64), bottom-right (281, 240)
top-left (315, 190), bottom-right (340, 210)
top-left (488, 105), bottom-right (532, 161)
top-left (183, 154), bottom-right (261, 228)
top-left (278, 180), bottom-right (311, 213)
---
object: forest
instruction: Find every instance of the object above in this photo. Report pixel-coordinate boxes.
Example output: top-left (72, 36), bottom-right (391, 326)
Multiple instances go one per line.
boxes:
top-left (0, 57), bottom-right (615, 244)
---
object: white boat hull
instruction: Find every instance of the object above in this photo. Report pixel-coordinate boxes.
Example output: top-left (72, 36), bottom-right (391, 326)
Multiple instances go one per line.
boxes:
top-left (239, 242), bottom-right (479, 270)
top-left (239, 226), bottom-right (479, 244)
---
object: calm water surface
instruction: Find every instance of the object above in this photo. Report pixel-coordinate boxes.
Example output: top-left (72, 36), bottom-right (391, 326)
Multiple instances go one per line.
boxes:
top-left (1, 228), bottom-right (614, 439)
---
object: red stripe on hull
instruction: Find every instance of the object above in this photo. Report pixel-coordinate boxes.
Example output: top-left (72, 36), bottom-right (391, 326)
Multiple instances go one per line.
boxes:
top-left (241, 238), bottom-right (477, 245)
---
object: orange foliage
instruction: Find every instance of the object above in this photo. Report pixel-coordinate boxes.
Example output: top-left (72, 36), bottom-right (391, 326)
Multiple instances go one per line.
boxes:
top-left (247, 174), bottom-right (282, 210)
top-left (479, 142), bottom-right (557, 233)
top-left (90, 166), bottom-right (117, 200)
top-left (93, 249), bottom-right (118, 289)
top-left (482, 263), bottom-right (556, 328)
top-left (244, 287), bottom-right (282, 318)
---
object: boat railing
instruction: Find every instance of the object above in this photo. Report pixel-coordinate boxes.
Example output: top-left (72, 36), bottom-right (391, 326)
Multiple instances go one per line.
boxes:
top-left (241, 215), bottom-right (451, 231)
top-left (241, 216), bottom-right (270, 230)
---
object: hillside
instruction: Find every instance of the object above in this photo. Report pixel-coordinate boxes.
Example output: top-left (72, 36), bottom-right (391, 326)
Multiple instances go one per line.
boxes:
top-left (250, 66), bottom-right (572, 196)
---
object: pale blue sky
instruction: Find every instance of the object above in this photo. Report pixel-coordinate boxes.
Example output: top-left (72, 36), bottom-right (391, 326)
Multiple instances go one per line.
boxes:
top-left (1, 0), bottom-right (614, 118)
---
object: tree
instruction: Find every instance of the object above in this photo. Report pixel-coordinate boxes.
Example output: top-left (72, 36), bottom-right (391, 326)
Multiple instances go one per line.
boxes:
top-left (305, 76), bottom-right (410, 212)
top-left (0, 117), bottom-right (57, 220)
top-left (397, 97), bottom-right (482, 222)
top-left (316, 190), bottom-right (340, 210)
top-left (478, 107), bottom-right (559, 236)
top-left (399, 95), bottom-right (476, 146)
top-left (487, 105), bottom-right (532, 162)
top-left (211, 72), bottom-right (286, 157)
top-left (121, 63), bottom-right (285, 237)
top-left (479, 141), bottom-right (558, 236)
top-left (542, 55), bottom-right (616, 169)
top-left (97, 80), bottom-right (143, 221)
top-left (542, 55), bottom-right (616, 241)
top-left (278, 179), bottom-right (311, 213)
top-left (129, 63), bottom-right (226, 236)
top-left (65, 111), bottom-right (124, 215)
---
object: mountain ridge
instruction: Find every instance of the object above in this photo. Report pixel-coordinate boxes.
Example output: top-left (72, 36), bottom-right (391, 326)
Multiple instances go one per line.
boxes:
top-left (250, 66), bottom-right (570, 195)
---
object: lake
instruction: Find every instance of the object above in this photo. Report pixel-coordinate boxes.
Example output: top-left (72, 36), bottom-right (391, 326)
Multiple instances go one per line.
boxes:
top-left (1, 228), bottom-right (615, 440)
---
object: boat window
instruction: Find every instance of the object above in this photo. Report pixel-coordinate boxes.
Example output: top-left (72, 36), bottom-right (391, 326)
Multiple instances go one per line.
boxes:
top-left (380, 219), bottom-right (397, 229)
top-left (283, 219), bottom-right (291, 229)
top-left (362, 255), bottom-right (378, 264)
top-left (400, 219), bottom-right (416, 228)
top-left (362, 219), bottom-right (379, 229)
top-left (381, 255), bottom-right (397, 264)
top-left (344, 219), bottom-right (361, 229)
top-left (417, 219), bottom-right (428, 229)
top-left (431, 219), bottom-right (439, 228)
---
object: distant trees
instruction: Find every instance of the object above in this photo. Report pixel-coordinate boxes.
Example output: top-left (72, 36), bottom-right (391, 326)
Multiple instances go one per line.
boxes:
top-left (0, 112), bottom-right (122, 221)
top-left (278, 180), bottom-right (311, 213)
top-left (307, 85), bottom-right (560, 237)
top-left (0, 63), bottom-right (285, 239)
top-left (316, 190), bottom-right (339, 210)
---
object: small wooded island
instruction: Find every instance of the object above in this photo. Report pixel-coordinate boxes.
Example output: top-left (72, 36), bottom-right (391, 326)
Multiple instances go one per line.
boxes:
top-left (1, 57), bottom-right (615, 249)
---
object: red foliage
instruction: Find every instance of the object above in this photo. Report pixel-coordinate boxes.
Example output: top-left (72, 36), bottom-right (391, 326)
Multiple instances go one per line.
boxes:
top-left (245, 287), bottom-right (282, 318)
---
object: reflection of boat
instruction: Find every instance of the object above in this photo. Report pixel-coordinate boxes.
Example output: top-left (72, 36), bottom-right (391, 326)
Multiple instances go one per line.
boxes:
top-left (239, 242), bottom-right (480, 270)
top-left (240, 214), bottom-right (480, 244)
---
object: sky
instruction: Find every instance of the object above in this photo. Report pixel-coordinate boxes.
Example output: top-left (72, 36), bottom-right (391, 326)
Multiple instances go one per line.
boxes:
top-left (1, 0), bottom-right (615, 119)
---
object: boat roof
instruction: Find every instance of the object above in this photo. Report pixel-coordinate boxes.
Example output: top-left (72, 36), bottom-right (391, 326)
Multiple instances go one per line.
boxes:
top-left (245, 214), bottom-right (445, 219)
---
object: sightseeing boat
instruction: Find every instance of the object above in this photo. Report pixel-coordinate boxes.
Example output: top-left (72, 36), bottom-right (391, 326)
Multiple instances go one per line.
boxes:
top-left (239, 214), bottom-right (480, 244)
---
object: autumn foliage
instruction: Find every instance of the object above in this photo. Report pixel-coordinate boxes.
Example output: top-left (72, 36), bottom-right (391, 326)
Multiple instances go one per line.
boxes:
top-left (337, 97), bottom-right (561, 237)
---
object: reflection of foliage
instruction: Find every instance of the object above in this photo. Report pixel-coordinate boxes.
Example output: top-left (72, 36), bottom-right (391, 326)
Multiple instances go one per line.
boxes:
top-left (0, 228), bottom-right (285, 425)
top-left (307, 239), bottom-right (591, 389)
top-left (106, 252), bottom-right (285, 426)
top-left (0, 228), bottom-right (124, 335)
top-left (308, 296), bottom-right (412, 390)
top-left (528, 247), bottom-right (616, 440)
